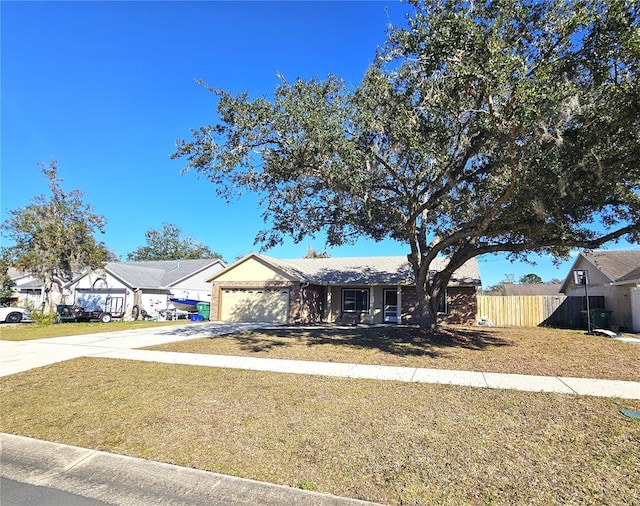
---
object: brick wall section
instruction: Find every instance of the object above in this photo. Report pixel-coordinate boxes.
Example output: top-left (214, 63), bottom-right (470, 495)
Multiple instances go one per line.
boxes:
top-left (446, 286), bottom-right (477, 324)
top-left (401, 286), bottom-right (477, 325)
top-left (401, 286), bottom-right (419, 324)
top-left (300, 285), bottom-right (325, 324)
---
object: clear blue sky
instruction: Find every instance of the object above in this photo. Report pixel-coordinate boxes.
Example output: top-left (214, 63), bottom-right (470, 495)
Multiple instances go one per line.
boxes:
top-left (1, 1), bottom-right (635, 287)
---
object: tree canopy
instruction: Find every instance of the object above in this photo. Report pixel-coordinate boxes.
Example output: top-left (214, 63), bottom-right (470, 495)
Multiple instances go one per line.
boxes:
top-left (1, 160), bottom-right (109, 311)
top-left (126, 223), bottom-right (223, 261)
top-left (303, 245), bottom-right (330, 259)
top-left (172, 0), bottom-right (640, 329)
top-left (0, 247), bottom-right (17, 305)
top-left (519, 273), bottom-right (544, 284)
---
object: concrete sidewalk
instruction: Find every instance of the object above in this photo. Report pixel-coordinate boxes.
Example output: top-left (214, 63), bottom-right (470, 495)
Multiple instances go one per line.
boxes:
top-left (97, 347), bottom-right (640, 399)
top-left (0, 433), bottom-right (379, 506)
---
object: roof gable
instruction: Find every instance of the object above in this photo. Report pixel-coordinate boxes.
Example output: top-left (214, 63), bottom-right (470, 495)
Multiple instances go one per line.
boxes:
top-left (582, 250), bottom-right (640, 282)
top-left (207, 254), bottom-right (299, 283)
top-left (560, 249), bottom-right (640, 291)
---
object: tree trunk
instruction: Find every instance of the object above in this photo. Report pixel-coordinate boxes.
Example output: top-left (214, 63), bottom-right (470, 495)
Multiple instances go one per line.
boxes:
top-left (42, 274), bottom-right (56, 314)
top-left (415, 277), bottom-right (438, 330)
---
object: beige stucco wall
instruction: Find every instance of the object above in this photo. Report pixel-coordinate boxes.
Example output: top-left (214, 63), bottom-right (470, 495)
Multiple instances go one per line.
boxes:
top-left (213, 257), bottom-right (293, 283)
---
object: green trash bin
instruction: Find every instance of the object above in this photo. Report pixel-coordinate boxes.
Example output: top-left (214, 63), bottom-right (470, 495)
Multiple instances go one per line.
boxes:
top-left (196, 302), bottom-right (210, 320)
top-left (589, 309), bottom-right (612, 329)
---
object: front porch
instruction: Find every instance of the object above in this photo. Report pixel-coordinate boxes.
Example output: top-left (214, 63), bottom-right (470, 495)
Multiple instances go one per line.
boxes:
top-left (323, 285), bottom-right (402, 325)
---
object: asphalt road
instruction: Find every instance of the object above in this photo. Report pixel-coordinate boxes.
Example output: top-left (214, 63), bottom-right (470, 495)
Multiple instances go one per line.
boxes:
top-left (1, 477), bottom-right (110, 506)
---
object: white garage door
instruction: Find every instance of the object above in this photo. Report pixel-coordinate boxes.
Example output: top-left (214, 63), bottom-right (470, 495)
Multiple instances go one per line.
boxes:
top-left (220, 289), bottom-right (289, 323)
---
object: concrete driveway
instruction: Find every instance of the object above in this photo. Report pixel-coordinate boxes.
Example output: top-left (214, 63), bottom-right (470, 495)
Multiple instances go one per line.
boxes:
top-left (0, 322), bottom-right (267, 377)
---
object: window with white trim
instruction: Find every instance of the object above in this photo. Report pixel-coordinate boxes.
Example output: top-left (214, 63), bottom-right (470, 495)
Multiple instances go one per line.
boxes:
top-left (342, 289), bottom-right (369, 312)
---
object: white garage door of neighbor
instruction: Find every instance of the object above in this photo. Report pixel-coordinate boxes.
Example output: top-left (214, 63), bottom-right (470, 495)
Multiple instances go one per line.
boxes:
top-left (221, 289), bottom-right (289, 323)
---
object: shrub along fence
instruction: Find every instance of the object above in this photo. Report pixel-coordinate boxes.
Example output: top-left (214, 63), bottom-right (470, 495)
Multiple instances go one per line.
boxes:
top-left (476, 295), bottom-right (599, 328)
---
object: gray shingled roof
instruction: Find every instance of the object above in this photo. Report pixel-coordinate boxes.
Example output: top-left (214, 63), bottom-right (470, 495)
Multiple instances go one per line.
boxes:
top-left (106, 259), bottom-right (221, 289)
top-left (583, 250), bottom-right (640, 283)
top-left (258, 254), bottom-right (480, 286)
top-left (501, 283), bottom-right (563, 296)
top-left (618, 265), bottom-right (640, 283)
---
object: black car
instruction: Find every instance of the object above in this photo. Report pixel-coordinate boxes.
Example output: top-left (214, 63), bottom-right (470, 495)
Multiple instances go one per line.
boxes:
top-left (56, 304), bottom-right (113, 323)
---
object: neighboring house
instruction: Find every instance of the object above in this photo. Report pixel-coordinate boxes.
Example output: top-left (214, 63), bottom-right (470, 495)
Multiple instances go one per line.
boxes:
top-left (64, 258), bottom-right (226, 319)
top-left (206, 253), bottom-right (481, 325)
top-left (500, 283), bottom-right (563, 296)
top-left (8, 268), bottom-right (66, 308)
top-left (560, 250), bottom-right (640, 332)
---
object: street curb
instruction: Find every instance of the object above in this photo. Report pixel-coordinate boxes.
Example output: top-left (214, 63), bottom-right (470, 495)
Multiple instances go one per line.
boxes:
top-left (0, 433), bottom-right (381, 506)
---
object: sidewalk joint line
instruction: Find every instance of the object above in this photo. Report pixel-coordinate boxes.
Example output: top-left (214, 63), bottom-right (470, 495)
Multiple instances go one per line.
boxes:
top-left (556, 377), bottom-right (578, 395)
top-left (31, 450), bottom-right (99, 485)
top-left (64, 449), bottom-right (99, 472)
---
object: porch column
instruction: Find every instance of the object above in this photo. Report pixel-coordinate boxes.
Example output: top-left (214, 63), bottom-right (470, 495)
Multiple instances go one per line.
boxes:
top-left (397, 286), bottom-right (402, 324)
top-left (369, 288), bottom-right (375, 324)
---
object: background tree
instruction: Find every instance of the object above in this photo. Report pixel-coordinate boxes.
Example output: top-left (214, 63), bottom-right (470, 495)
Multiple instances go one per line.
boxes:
top-left (482, 274), bottom-right (515, 294)
top-left (173, 0), bottom-right (639, 329)
top-left (0, 247), bottom-right (17, 305)
top-left (126, 223), bottom-right (223, 261)
top-left (303, 245), bottom-right (330, 259)
top-left (1, 160), bottom-right (109, 312)
top-left (519, 273), bottom-right (544, 285)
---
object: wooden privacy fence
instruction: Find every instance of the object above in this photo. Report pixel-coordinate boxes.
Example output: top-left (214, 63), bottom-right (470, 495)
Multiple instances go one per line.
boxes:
top-left (476, 295), bottom-right (584, 328)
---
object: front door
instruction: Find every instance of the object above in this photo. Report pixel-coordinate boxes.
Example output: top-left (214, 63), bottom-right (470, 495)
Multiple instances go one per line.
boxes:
top-left (384, 289), bottom-right (398, 323)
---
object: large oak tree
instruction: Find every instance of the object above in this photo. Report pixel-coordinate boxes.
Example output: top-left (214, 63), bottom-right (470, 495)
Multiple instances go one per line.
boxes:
top-left (173, 0), bottom-right (639, 329)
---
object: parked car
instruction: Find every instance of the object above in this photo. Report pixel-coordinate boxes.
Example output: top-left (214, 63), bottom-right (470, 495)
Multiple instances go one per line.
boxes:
top-left (0, 304), bottom-right (31, 323)
top-left (56, 304), bottom-right (113, 323)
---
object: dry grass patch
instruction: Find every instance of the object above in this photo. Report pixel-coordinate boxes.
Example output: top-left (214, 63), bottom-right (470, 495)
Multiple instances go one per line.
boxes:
top-left (148, 325), bottom-right (640, 381)
top-left (1, 357), bottom-right (639, 505)
top-left (0, 320), bottom-right (190, 341)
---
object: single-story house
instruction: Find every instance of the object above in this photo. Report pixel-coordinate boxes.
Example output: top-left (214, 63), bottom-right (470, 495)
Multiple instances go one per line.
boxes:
top-left (64, 258), bottom-right (226, 319)
top-left (7, 268), bottom-right (66, 308)
top-left (206, 253), bottom-right (481, 325)
top-left (560, 249), bottom-right (640, 332)
top-left (500, 283), bottom-right (563, 296)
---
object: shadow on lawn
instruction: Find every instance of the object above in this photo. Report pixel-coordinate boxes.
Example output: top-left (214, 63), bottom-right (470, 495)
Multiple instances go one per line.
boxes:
top-left (222, 326), bottom-right (513, 358)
